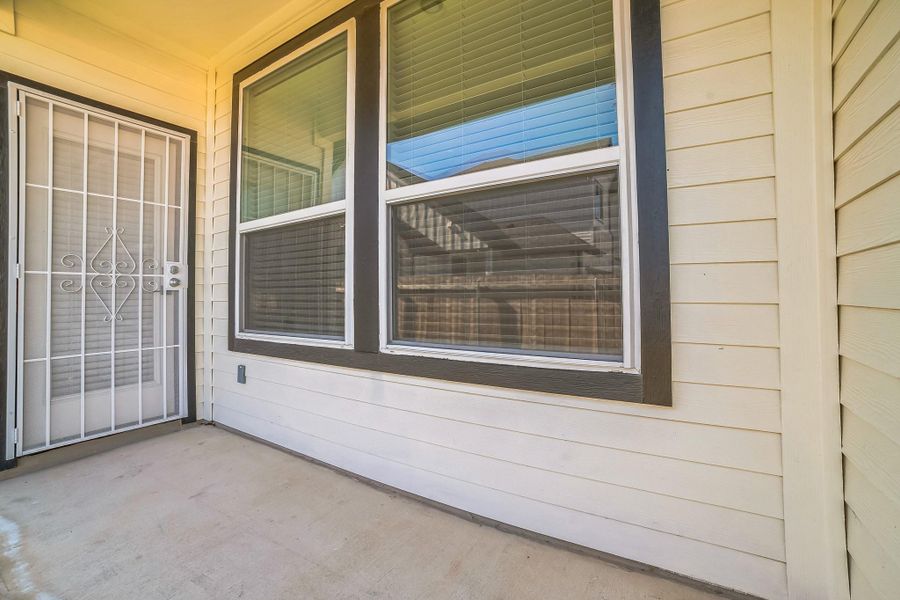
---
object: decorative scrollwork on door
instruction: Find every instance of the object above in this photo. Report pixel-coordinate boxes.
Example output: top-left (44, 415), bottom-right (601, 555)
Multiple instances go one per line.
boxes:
top-left (89, 226), bottom-right (137, 275)
top-left (58, 226), bottom-right (153, 322)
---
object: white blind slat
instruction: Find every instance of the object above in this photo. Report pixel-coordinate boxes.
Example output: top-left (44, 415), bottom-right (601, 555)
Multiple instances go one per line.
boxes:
top-left (387, 0), bottom-right (617, 186)
top-left (391, 171), bottom-right (623, 359)
top-left (242, 216), bottom-right (345, 338)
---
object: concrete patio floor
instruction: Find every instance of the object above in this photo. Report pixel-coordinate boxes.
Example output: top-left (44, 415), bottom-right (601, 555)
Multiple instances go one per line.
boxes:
top-left (0, 425), bottom-right (725, 600)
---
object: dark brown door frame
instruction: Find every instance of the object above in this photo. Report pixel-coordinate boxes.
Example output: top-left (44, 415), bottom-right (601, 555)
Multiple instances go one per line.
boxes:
top-left (0, 71), bottom-right (199, 470)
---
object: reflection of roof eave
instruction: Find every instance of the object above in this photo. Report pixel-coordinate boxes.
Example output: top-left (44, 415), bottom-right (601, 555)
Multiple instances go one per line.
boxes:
top-left (396, 199), bottom-right (519, 256)
top-left (242, 145), bottom-right (321, 174)
top-left (402, 198), bottom-right (608, 258)
top-left (395, 272), bottom-right (622, 293)
top-left (393, 218), bottom-right (449, 255)
top-left (387, 162), bottom-right (427, 186)
top-left (450, 157), bottom-right (521, 177)
top-left (449, 140), bottom-right (611, 178)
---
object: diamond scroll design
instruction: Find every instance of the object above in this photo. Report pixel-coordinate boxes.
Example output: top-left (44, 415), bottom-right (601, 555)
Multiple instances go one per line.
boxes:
top-left (58, 226), bottom-right (159, 322)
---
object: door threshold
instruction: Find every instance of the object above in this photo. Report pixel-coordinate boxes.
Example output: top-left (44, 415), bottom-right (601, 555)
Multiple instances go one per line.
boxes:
top-left (0, 419), bottom-right (194, 481)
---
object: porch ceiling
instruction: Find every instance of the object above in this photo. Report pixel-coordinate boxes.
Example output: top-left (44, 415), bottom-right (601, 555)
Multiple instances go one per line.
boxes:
top-left (46, 0), bottom-right (305, 63)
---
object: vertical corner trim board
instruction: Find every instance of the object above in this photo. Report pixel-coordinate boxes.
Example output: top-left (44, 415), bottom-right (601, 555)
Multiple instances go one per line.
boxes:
top-left (834, 0), bottom-right (900, 598)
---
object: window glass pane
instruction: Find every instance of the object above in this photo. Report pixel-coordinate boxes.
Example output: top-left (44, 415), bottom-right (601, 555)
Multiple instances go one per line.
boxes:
top-left (53, 106), bottom-right (84, 191)
top-left (23, 361), bottom-right (47, 452)
top-left (143, 133), bottom-right (167, 203)
top-left (84, 353), bottom-right (112, 436)
top-left (168, 138), bottom-right (183, 207)
top-left (391, 171), bottom-right (622, 359)
top-left (141, 348), bottom-right (165, 423)
top-left (114, 351), bottom-right (141, 429)
top-left (117, 125), bottom-right (142, 200)
top-left (87, 116), bottom-right (115, 196)
top-left (387, 0), bottom-right (617, 187)
top-left (51, 190), bottom-right (83, 273)
top-left (242, 216), bottom-right (345, 339)
top-left (240, 34), bottom-right (348, 221)
top-left (49, 357), bottom-right (82, 445)
top-left (25, 96), bottom-right (50, 186)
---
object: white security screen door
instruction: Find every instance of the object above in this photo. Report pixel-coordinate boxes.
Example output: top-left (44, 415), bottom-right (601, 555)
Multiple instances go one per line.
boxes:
top-left (7, 86), bottom-right (190, 456)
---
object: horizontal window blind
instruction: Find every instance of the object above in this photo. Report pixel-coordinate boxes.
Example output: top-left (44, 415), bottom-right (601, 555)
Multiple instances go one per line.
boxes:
top-left (241, 33), bottom-right (347, 221)
top-left (242, 216), bottom-right (345, 338)
top-left (391, 170), bottom-right (622, 359)
top-left (387, 0), bottom-right (617, 186)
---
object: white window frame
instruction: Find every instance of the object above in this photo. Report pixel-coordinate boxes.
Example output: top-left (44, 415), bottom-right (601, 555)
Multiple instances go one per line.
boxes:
top-left (233, 22), bottom-right (356, 349)
top-left (377, 0), bottom-right (640, 373)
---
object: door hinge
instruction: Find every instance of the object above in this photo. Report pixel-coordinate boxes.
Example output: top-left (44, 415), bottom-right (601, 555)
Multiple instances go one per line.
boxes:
top-left (15, 263), bottom-right (21, 279)
top-left (12, 428), bottom-right (17, 444)
top-left (15, 99), bottom-right (21, 118)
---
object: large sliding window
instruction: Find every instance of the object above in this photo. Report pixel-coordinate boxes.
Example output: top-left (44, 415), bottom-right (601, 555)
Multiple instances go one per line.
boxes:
top-left (235, 26), bottom-right (354, 346)
top-left (382, 0), bottom-right (635, 369)
top-left (229, 0), bottom-right (671, 404)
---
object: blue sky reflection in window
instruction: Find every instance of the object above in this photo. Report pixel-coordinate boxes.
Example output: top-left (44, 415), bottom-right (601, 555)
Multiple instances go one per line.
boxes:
top-left (387, 84), bottom-right (617, 185)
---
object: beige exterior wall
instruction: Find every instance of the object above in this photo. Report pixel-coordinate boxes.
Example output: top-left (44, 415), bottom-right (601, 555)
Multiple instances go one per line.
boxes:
top-left (832, 0), bottom-right (900, 598)
top-left (16, 0), bottom-right (899, 598)
top-left (207, 1), bottom-right (788, 597)
top-left (0, 0), bottom-right (210, 417)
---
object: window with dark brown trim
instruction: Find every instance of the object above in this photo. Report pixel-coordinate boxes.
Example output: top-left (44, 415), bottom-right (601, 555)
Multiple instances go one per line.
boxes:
top-left (228, 0), bottom-right (671, 405)
top-left (234, 27), bottom-right (354, 348)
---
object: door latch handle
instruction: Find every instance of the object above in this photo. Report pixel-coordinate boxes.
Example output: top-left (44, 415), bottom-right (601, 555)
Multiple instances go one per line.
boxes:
top-left (164, 262), bottom-right (188, 291)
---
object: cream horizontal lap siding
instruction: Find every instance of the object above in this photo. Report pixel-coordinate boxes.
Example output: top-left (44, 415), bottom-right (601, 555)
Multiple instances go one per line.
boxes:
top-left (0, 0), bottom-right (209, 418)
top-left (832, 0), bottom-right (900, 598)
top-left (208, 0), bottom-right (786, 597)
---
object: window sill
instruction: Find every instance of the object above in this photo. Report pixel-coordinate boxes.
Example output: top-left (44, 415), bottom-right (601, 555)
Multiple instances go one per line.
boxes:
top-left (381, 343), bottom-right (631, 373)
top-left (229, 336), bottom-right (663, 405)
top-left (236, 331), bottom-right (352, 350)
